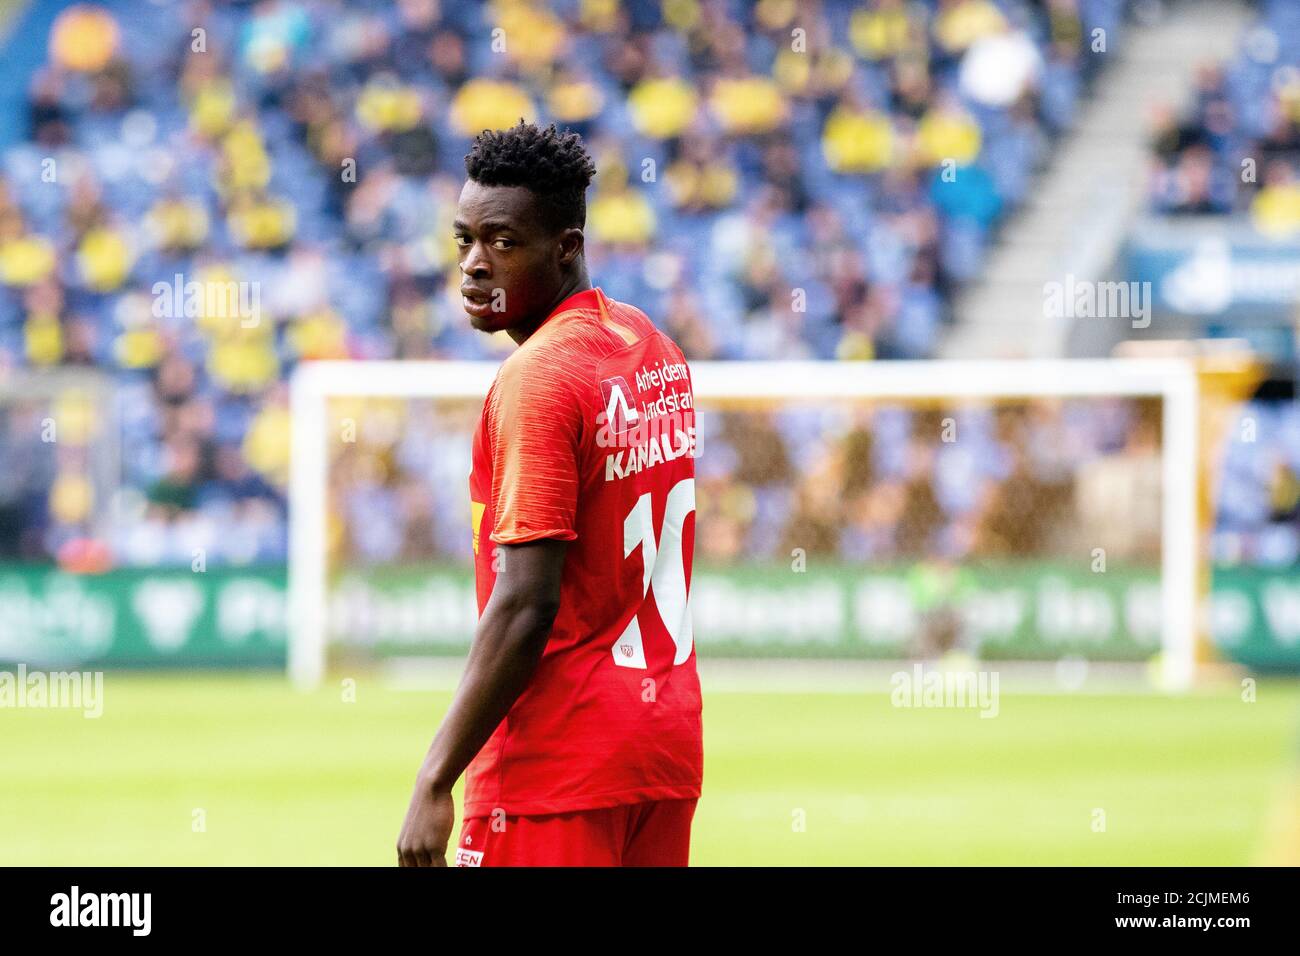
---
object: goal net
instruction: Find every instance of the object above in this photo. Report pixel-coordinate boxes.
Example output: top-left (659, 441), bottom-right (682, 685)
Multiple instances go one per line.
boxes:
top-left (288, 359), bottom-right (1198, 691)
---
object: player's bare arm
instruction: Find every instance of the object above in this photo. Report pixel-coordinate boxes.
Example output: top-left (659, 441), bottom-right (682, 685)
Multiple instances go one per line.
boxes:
top-left (396, 538), bottom-right (568, 867)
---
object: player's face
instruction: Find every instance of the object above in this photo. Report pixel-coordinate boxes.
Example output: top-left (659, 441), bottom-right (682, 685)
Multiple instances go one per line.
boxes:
top-left (454, 180), bottom-right (568, 335)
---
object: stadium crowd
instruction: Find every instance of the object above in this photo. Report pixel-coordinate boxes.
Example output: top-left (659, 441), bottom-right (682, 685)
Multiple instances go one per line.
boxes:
top-left (1148, 0), bottom-right (1300, 234)
top-left (0, 0), bottom-right (1162, 568)
top-left (1214, 396), bottom-right (1300, 567)
top-left (1143, 0), bottom-right (1300, 565)
top-left (327, 394), bottom-right (1165, 569)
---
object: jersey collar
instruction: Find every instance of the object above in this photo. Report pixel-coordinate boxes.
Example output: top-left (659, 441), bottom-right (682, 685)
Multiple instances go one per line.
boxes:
top-left (546, 286), bottom-right (604, 320)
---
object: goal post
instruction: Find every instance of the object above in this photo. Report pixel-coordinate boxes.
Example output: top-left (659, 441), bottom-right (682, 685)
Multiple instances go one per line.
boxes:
top-left (288, 358), bottom-right (1199, 692)
top-left (288, 361), bottom-right (495, 691)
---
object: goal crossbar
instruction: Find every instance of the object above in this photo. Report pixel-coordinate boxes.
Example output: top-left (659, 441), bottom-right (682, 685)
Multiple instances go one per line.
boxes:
top-left (288, 359), bottom-right (1199, 691)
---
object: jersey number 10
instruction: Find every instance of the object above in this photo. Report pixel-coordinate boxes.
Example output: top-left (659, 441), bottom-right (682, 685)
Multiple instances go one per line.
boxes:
top-left (611, 477), bottom-right (695, 669)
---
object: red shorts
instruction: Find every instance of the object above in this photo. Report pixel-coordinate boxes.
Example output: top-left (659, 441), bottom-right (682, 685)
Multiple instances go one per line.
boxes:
top-left (455, 798), bottom-right (698, 867)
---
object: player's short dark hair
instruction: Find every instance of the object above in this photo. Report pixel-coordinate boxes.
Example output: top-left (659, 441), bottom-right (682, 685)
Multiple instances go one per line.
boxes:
top-left (464, 120), bottom-right (597, 233)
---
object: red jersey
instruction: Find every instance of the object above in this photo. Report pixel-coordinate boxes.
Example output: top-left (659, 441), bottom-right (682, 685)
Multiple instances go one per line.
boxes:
top-left (464, 286), bottom-right (703, 818)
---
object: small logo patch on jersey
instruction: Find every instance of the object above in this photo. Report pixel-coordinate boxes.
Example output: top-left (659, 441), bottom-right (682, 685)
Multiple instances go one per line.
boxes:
top-left (455, 848), bottom-right (484, 867)
top-left (600, 376), bottom-right (639, 435)
top-left (470, 500), bottom-right (485, 555)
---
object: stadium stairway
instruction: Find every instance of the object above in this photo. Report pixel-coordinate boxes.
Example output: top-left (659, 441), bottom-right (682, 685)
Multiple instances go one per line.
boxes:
top-left (940, 0), bottom-right (1253, 360)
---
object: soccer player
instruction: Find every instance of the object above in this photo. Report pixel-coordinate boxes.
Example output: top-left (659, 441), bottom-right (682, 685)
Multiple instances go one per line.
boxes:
top-left (396, 122), bottom-right (703, 867)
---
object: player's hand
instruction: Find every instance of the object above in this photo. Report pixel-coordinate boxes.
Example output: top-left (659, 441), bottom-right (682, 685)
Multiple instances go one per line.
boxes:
top-left (397, 781), bottom-right (455, 867)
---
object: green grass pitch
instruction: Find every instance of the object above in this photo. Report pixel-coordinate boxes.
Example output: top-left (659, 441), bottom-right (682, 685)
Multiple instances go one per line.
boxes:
top-left (2, 672), bottom-right (1298, 865)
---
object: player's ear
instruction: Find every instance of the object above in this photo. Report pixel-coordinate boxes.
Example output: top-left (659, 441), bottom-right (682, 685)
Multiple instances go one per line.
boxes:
top-left (557, 227), bottom-right (584, 267)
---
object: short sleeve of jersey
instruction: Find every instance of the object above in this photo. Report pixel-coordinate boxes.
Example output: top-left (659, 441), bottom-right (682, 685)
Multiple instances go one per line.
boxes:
top-left (486, 346), bottom-right (587, 545)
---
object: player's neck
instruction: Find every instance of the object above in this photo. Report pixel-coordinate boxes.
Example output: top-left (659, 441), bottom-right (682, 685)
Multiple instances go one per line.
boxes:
top-left (508, 271), bottom-right (592, 346)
